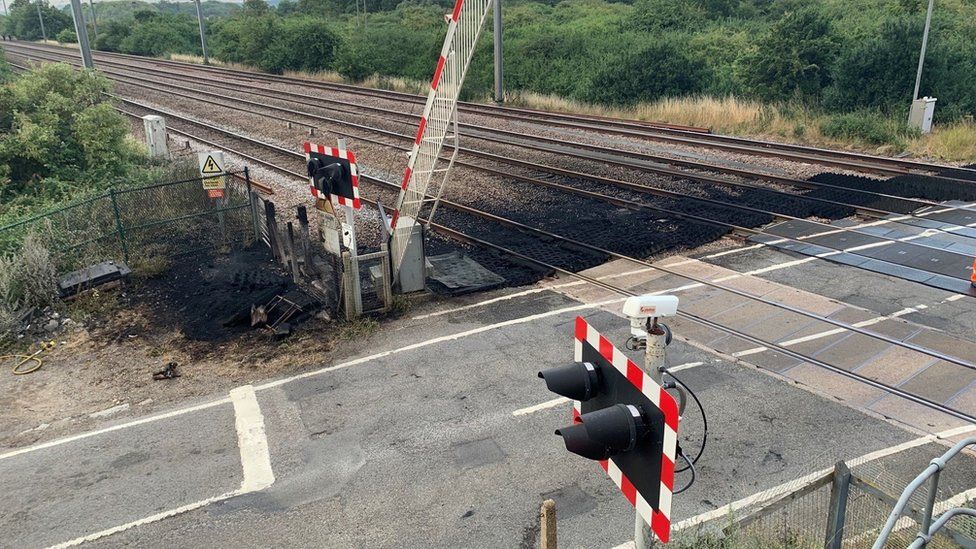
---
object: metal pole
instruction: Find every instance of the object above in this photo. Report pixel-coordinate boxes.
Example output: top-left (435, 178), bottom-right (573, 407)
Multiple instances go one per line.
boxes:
top-left (35, 1), bottom-right (47, 42)
top-left (824, 461), bottom-right (852, 549)
top-left (2, 0), bottom-right (8, 18)
top-left (492, 0), bottom-right (503, 103)
top-left (68, 0), bottom-right (93, 68)
top-left (912, 0), bottom-right (935, 101)
top-left (194, 0), bottom-right (209, 65)
top-left (634, 318), bottom-right (667, 549)
top-left (87, 0), bottom-right (97, 39)
top-left (337, 138), bottom-right (361, 315)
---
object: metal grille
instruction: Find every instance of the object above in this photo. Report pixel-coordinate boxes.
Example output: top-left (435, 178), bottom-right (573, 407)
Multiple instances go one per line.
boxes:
top-left (390, 0), bottom-right (494, 244)
top-left (0, 172), bottom-right (256, 271)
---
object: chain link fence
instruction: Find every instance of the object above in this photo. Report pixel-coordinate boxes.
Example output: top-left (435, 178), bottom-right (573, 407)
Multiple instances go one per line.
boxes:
top-left (0, 171), bottom-right (257, 272)
top-left (672, 443), bottom-right (976, 548)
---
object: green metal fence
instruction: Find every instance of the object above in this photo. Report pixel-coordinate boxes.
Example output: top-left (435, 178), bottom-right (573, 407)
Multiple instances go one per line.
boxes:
top-left (0, 169), bottom-right (257, 271)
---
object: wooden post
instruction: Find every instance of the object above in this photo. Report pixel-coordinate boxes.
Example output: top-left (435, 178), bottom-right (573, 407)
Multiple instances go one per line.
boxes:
top-left (265, 200), bottom-right (280, 262)
top-left (286, 222), bottom-right (300, 283)
top-left (540, 499), bottom-right (557, 549)
top-left (297, 205), bottom-right (313, 271)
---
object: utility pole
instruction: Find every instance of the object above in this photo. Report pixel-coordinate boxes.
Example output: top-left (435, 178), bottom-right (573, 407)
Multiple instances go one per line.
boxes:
top-left (912, 0), bottom-right (935, 101)
top-left (2, 0), bottom-right (8, 17)
top-left (35, 0), bottom-right (47, 41)
top-left (492, 0), bottom-right (503, 103)
top-left (88, 0), bottom-right (97, 39)
top-left (193, 0), bottom-right (209, 64)
top-left (68, 0), bottom-right (93, 68)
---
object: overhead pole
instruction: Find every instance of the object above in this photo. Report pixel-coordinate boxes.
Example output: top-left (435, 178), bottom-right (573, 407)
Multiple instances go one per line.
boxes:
top-left (35, 1), bottom-right (47, 42)
top-left (912, 0), bottom-right (935, 101)
top-left (88, 0), bottom-right (97, 39)
top-left (193, 0), bottom-right (209, 64)
top-left (492, 0), bottom-right (503, 103)
top-left (2, 0), bottom-right (8, 17)
top-left (68, 0), bottom-right (93, 68)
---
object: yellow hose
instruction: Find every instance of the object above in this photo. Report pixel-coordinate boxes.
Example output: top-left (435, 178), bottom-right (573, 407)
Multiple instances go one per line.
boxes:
top-left (3, 341), bottom-right (56, 375)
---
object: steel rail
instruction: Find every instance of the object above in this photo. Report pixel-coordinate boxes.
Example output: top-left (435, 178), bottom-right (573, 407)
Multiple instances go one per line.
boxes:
top-left (108, 97), bottom-right (976, 372)
top-left (10, 56), bottom-right (975, 284)
top-left (7, 40), bottom-right (976, 181)
top-left (78, 69), bottom-right (976, 265)
top-left (11, 46), bottom-right (976, 224)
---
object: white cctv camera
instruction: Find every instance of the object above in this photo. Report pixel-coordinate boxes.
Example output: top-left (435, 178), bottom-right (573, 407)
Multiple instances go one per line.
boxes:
top-left (622, 295), bottom-right (679, 338)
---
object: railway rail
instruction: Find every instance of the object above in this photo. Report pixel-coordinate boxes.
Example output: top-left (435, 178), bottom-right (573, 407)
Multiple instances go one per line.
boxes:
top-left (6, 40), bottom-right (976, 182)
top-left (7, 44), bottom-right (976, 225)
top-left (6, 54), bottom-right (976, 427)
top-left (8, 52), bottom-right (976, 296)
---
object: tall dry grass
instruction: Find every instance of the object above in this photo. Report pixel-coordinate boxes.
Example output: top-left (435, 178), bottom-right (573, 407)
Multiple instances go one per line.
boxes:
top-left (909, 120), bottom-right (976, 162)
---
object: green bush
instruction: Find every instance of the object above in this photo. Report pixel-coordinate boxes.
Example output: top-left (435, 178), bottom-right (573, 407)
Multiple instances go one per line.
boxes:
top-left (2, 0), bottom-right (72, 40)
top-left (56, 28), bottom-right (77, 43)
top-left (820, 110), bottom-right (917, 147)
top-left (582, 37), bottom-right (708, 104)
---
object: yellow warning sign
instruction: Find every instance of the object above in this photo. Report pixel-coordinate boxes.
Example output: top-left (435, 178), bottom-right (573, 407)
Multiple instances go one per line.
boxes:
top-left (200, 155), bottom-right (222, 175)
top-left (198, 151), bottom-right (226, 193)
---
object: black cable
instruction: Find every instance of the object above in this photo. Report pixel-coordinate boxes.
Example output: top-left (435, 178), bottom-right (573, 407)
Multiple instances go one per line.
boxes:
top-left (665, 368), bottom-right (707, 473)
top-left (673, 448), bottom-right (696, 494)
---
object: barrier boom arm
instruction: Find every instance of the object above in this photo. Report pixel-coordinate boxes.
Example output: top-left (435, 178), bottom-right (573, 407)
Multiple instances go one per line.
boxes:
top-left (389, 0), bottom-right (494, 234)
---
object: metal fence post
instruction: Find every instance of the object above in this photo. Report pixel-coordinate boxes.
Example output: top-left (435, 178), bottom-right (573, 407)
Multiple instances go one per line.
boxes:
top-left (244, 168), bottom-right (261, 243)
top-left (108, 189), bottom-right (129, 263)
top-left (825, 461), bottom-right (852, 549)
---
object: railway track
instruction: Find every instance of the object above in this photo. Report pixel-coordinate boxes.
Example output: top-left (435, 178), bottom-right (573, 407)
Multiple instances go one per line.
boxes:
top-left (7, 51), bottom-right (976, 296)
top-left (6, 52), bottom-right (976, 426)
top-left (6, 40), bottom-right (976, 182)
top-left (99, 96), bottom-right (976, 427)
top-left (7, 44), bottom-right (976, 220)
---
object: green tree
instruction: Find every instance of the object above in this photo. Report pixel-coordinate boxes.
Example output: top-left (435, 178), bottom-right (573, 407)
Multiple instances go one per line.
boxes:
top-left (738, 7), bottom-right (837, 102)
top-left (3, 0), bottom-right (72, 40)
top-left (55, 28), bottom-right (76, 43)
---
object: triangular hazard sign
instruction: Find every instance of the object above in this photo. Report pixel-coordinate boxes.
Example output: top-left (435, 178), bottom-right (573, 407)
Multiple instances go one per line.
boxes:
top-left (200, 155), bottom-right (222, 175)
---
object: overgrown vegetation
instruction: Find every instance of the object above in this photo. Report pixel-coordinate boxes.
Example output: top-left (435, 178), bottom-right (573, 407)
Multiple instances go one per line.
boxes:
top-left (0, 62), bottom-right (148, 226)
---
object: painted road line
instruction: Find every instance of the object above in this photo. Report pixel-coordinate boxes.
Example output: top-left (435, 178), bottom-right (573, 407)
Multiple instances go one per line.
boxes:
top-left (609, 424), bottom-right (976, 548)
top-left (512, 397), bottom-right (570, 417)
top-left (731, 303), bottom-right (929, 359)
top-left (48, 490), bottom-right (243, 548)
top-left (230, 385), bottom-right (275, 492)
top-left (46, 386), bottom-right (276, 548)
top-left (670, 424), bottom-right (976, 533)
top-left (0, 397), bottom-right (232, 462)
top-left (3, 298), bottom-right (627, 460)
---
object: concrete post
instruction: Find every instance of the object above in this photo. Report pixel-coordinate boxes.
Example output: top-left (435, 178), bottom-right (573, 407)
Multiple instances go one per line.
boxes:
top-left (634, 320), bottom-right (668, 549)
top-left (912, 0), bottom-right (935, 102)
top-left (337, 138), bottom-right (362, 314)
top-left (492, 0), bottom-right (503, 103)
top-left (142, 115), bottom-right (170, 159)
top-left (194, 0), bottom-right (209, 64)
top-left (68, 0), bottom-right (93, 68)
top-left (35, 1), bottom-right (47, 42)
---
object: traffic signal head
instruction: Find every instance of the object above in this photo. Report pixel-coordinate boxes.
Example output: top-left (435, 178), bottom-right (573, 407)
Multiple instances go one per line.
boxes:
top-left (307, 158), bottom-right (345, 196)
top-left (554, 404), bottom-right (649, 460)
top-left (538, 362), bottom-right (600, 401)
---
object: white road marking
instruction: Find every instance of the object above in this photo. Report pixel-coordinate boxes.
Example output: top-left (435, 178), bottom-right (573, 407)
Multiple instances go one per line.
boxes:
top-left (670, 424), bottom-right (976, 533)
top-left (512, 397), bottom-right (570, 416)
top-left (48, 490), bottom-right (243, 548)
top-left (230, 385), bottom-right (275, 492)
top-left (668, 361), bottom-right (705, 373)
top-left (47, 386), bottom-right (276, 548)
top-left (0, 398), bottom-right (231, 462)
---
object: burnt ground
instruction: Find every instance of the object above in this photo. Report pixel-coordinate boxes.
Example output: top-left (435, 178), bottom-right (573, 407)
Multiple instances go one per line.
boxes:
top-left (131, 246), bottom-right (319, 342)
top-left (0, 247), bottom-right (349, 450)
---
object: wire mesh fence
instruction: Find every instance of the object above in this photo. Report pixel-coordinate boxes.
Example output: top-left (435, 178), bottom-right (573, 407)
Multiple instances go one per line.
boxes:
top-left (671, 446), bottom-right (976, 549)
top-left (0, 171), bottom-right (257, 272)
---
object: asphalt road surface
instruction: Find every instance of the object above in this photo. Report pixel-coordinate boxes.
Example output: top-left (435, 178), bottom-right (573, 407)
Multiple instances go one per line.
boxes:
top-left (1, 287), bottom-right (971, 548)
